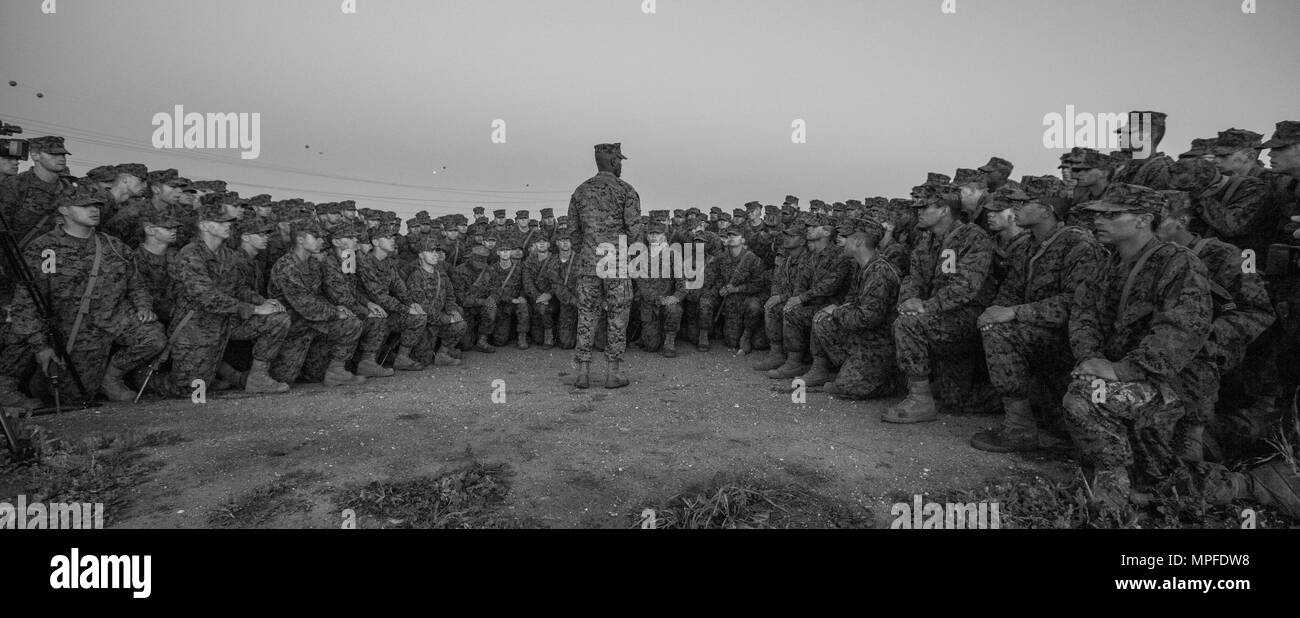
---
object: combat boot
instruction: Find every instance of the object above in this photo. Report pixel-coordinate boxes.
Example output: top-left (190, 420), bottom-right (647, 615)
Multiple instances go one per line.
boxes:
top-left (768, 352), bottom-right (809, 380)
top-left (604, 360), bottom-right (630, 389)
top-left (1087, 468), bottom-right (1137, 518)
top-left (432, 348), bottom-right (461, 366)
top-left (883, 378), bottom-right (938, 424)
top-left (392, 347), bottom-right (425, 371)
top-left (1246, 459), bottom-right (1300, 519)
top-left (542, 329), bottom-right (555, 350)
top-left (753, 344), bottom-right (785, 371)
top-left (473, 335), bottom-right (496, 353)
top-left (245, 360), bottom-right (290, 394)
top-left (970, 398), bottom-right (1039, 452)
top-left (517, 333), bottom-right (530, 350)
top-left (356, 355), bottom-right (395, 378)
top-left (739, 329), bottom-right (753, 356)
top-left (799, 355), bottom-right (833, 387)
top-left (0, 375), bottom-right (43, 410)
top-left (1177, 423), bottom-right (1205, 462)
top-left (323, 360), bottom-right (367, 387)
top-left (697, 330), bottom-right (711, 352)
top-left (661, 333), bottom-right (677, 358)
top-left (574, 361), bottom-right (591, 389)
top-left (100, 363), bottom-right (135, 403)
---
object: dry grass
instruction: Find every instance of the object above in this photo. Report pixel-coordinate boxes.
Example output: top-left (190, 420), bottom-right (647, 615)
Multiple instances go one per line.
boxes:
top-left (634, 473), bottom-right (872, 529)
top-left (334, 459), bottom-right (536, 529)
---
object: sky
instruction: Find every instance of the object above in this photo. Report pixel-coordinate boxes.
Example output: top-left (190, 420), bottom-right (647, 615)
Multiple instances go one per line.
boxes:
top-left (2, 0), bottom-right (1297, 222)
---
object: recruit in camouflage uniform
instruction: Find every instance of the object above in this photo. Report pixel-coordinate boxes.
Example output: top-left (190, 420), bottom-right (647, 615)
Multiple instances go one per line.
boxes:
top-left (766, 216), bottom-right (853, 380)
top-left (0, 136), bottom-right (74, 248)
top-left (133, 213), bottom-right (180, 325)
top-left (1111, 111), bottom-right (1174, 191)
top-left (541, 224), bottom-right (581, 350)
top-left (567, 143), bottom-right (641, 389)
top-left (632, 221), bottom-right (687, 357)
top-left (807, 216), bottom-right (901, 400)
top-left (451, 239), bottom-right (501, 353)
top-left (973, 183), bottom-right (1105, 452)
top-left (403, 237), bottom-right (465, 368)
top-left (7, 187), bottom-right (166, 402)
top-left (714, 227), bottom-right (767, 353)
top-left (485, 242), bottom-right (531, 349)
top-left (889, 182), bottom-right (998, 423)
top-left (523, 237), bottom-right (559, 348)
top-left (267, 219), bottom-right (366, 387)
top-left (168, 203), bottom-right (291, 397)
top-left (359, 222), bottom-right (430, 370)
top-left (752, 223), bottom-right (808, 372)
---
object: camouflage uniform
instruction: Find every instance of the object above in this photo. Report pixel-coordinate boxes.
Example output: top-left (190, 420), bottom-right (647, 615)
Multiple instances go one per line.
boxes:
top-left (714, 246), bottom-right (766, 348)
top-left (894, 221), bottom-right (998, 414)
top-left (7, 225), bottom-right (165, 401)
top-left (1175, 160), bottom-right (1273, 257)
top-left (0, 169), bottom-right (72, 246)
top-left (134, 245), bottom-right (177, 324)
top-left (486, 259), bottom-right (530, 345)
top-left (1112, 154), bottom-right (1174, 190)
top-left (632, 245), bottom-right (687, 352)
top-left (762, 245), bottom-right (806, 351)
top-left (168, 239), bottom-right (290, 396)
top-left (813, 255), bottom-right (901, 399)
top-left (267, 249), bottom-right (364, 384)
top-left (523, 252), bottom-right (555, 342)
top-left (784, 244), bottom-right (853, 356)
top-left (567, 162), bottom-right (641, 364)
top-left (359, 250), bottom-right (427, 357)
top-left (542, 250), bottom-right (581, 349)
top-left (451, 258), bottom-right (498, 348)
top-left (404, 260), bottom-right (467, 363)
top-left (1063, 234), bottom-right (1231, 500)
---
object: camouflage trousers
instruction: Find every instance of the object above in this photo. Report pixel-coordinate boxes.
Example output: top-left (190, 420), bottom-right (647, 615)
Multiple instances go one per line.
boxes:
top-left (270, 315), bottom-right (363, 384)
top-left (1062, 375), bottom-right (1241, 499)
top-left (681, 293), bottom-right (718, 341)
top-left (301, 312), bottom-right (426, 381)
top-left (168, 311), bottom-right (291, 397)
top-left (411, 318), bottom-right (468, 365)
top-left (575, 276), bottom-right (631, 363)
top-left (812, 311), bottom-right (897, 400)
top-left (637, 300), bottom-right (682, 351)
top-left (491, 300), bottom-right (531, 346)
top-left (531, 299), bottom-right (556, 334)
top-left (895, 307), bottom-right (998, 415)
top-left (718, 293), bottom-right (762, 348)
top-left (2, 311), bottom-right (166, 402)
top-left (980, 323), bottom-right (1072, 400)
top-left (777, 302), bottom-right (826, 356)
top-left (459, 304), bottom-right (497, 347)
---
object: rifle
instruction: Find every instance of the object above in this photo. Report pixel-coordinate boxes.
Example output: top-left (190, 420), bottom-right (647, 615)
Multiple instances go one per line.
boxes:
top-left (135, 309), bottom-right (195, 403)
top-left (0, 210), bottom-right (98, 414)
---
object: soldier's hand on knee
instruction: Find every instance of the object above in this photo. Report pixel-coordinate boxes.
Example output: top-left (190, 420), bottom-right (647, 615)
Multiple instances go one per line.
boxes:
top-left (898, 298), bottom-right (924, 316)
top-left (367, 302), bottom-right (388, 319)
top-left (136, 309), bottom-right (157, 323)
top-left (35, 347), bottom-right (56, 375)
top-left (537, 293), bottom-right (552, 304)
top-left (978, 306), bottom-right (1016, 329)
top-left (784, 296), bottom-right (803, 312)
top-left (253, 302), bottom-right (279, 316)
top-left (512, 297), bottom-right (525, 305)
top-left (660, 296), bottom-right (679, 306)
top-left (1072, 358), bottom-right (1118, 381)
top-left (764, 296), bottom-right (782, 310)
top-left (336, 305), bottom-right (355, 320)
top-left (408, 304), bottom-right (426, 316)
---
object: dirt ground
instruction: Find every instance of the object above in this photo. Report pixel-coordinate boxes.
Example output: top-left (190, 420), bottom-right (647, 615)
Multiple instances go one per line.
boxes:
top-left (5, 343), bottom-right (1072, 529)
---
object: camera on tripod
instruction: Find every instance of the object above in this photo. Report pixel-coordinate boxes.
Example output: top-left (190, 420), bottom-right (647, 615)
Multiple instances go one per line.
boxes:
top-left (0, 120), bottom-right (29, 160)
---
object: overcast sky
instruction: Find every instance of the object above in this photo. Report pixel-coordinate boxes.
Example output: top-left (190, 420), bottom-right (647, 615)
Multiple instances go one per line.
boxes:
top-left (3, 0), bottom-right (1297, 221)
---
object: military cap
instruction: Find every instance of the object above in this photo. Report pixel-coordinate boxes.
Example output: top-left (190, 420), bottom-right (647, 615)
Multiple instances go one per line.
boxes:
top-left (594, 143), bottom-right (628, 160)
top-left (685, 207), bottom-right (702, 217)
top-left (539, 208), bottom-right (555, 219)
top-left (338, 200), bottom-right (357, 212)
top-left (732, 208), bottom-right (747, 218)
top-left (864, 197), bottom-right (889, 210)
top-left (28, 136), bottom-right (70, 155)
top-left (140, 210), bottom-right (182, 228)
top-left (371, 222), bottom-right (401, 239)
top-left (329, 221), bottom-right (364, 238)
top-left (493, 209), bottom-right (507, 218)
top-left (1157, 190), bottom-right (1192, 217)
top-left (717, 213), bottom-right (732, 222)
top-left (784, 195), bottom-right (799, 206)
top-left (1261, 121), bottom-right (1300, 149)
top-left (450, 214), bottom-right (468, 226)
top-left (646, 221), bottom-right (669, 235)
top-left (926, 173), bottom-right (952, 185)
top-left (115, 163), bottom-right (149, 180)
top-left (808, 199), bottom-right (826, 209)
top-left (709, 206), bottom-right (723, 215)
top-left (238, 216), bottom-right (278, 236)
top-left (744, 201), bottom-right (762, 212)
top-left (1081, 183), bottom-right (1164, 216)
top-left (1058, 147), bottom-right (1105, 169)
top-left (844, 200), bottom-right (863, 210)
top-left (554, 222), bottom-right (571, 236)
top-left (248, 194), bottom-right (272, 207)
top-left (671, 209), bottom-right (684, 218)
top-left (84, 165), bottom-right (119, 184)
top-left (723, 226), bottom-right (745, 237)
top-left (147, 169), bottom-right (179, 185)
top-left (952, 168), bottom-right (984, 187)
top-left (779, 203), bottom-right (798, 216)
top-left (191, 180), bottom-right (228, 193)
top-left (1180, 138), bottom-right (1218, 159)
top-left (888, 198), bottom-right (913, 210)
top-left (197, 202), bottom-right (238, 222)
top-left (782, 221), bottom-right (808, 236)
top-left (55, 186), bottom-right (107, 209)
top-left (515, 210), bottom-right (530, 220)
top-left (649, 210), bottom-right (669, 221)
top-left (978, 156), bottom-right (1014, 176)
top-left (1108, 150), bottom-right (1133, 168)
top-left (291, 218), bottom-right (328, 237)
top-left (985, 181), bottom-right (1031, 212)
top-left (1114, 111), bottom-right (1167, 134)
top-left (1020, 175), bottom-right (1066, 200)
top-left (1213, 128), bottom-right (1264, 155)
top-left (764, 205), bottom-right (780, 216)
top-left (199, 192), bottom-right (224, 206)
top-left (835, 215), bottom-right (884, 243)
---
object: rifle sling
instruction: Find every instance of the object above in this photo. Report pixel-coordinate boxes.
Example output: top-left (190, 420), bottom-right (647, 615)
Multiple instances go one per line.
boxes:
top-left (64, 234), bottom-right (104, 354)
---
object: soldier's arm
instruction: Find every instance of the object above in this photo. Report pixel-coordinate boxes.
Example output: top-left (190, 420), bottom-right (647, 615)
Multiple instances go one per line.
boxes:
top-left (359, 257), bottom-right (406, 313)
top-left (624, 186), bottom-right (644, 243)
top-left (732, 254), bottom-right (765, 296)
top-left (992, 247), bottom-right (1027, 308)
top-left (1014, 235), bottom-right (1104, 328)
top-left (899, 242), bottom-right (925, 301)
top-left (271, 259), bottom-right (337, 321)
top-left (1205, 245), bottom-right (1275, 369)
top-left (803, 252), bottom-right (853, 303)
top-left (1068, 261), bottom-right (1108, 362)
top-left (568, 192), bottom-right (584, 248)
top-left (1112, 253), bottom-right (1213, 382)
top-left (921, 228), bottom-right (993, 313)
top-left (1195, 180), bottom-right (1267, 238)
top-left (451, 266), bottom-right (484, 308)
top-left (523, 262), bottom-right (543, 298)
top-left (839, 265), bottom-right (899, 332)
top-left (172, 247), bottom-right (255, 317)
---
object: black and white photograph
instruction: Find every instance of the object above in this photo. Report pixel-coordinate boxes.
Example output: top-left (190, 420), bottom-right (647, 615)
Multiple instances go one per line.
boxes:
top-left (2, 0), bottom-right (1297, 602)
